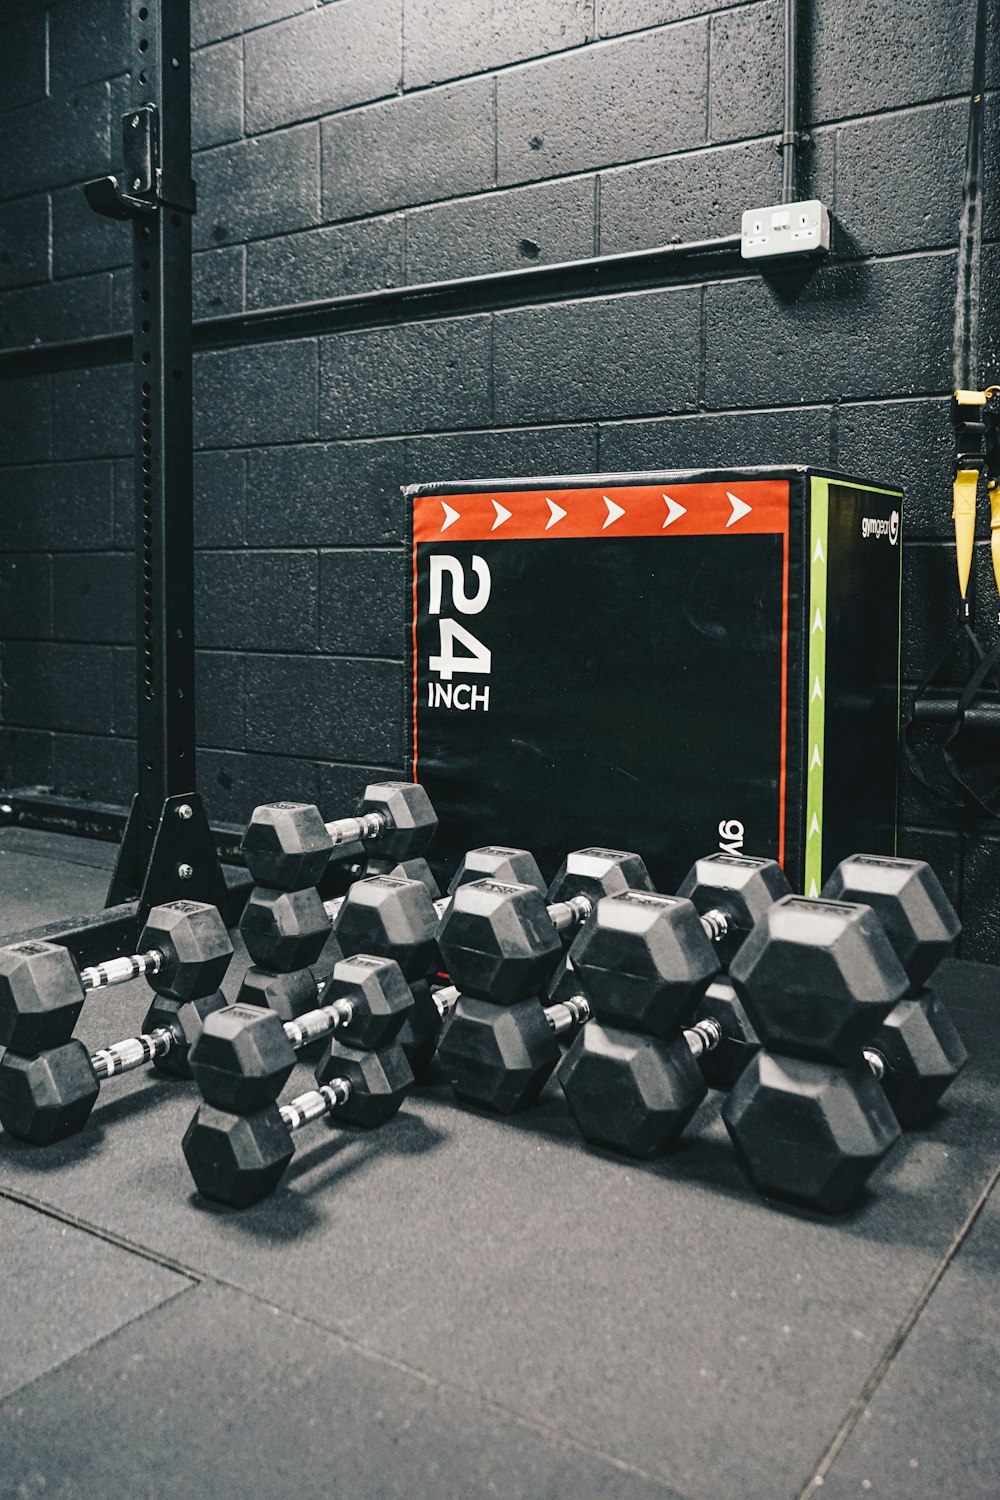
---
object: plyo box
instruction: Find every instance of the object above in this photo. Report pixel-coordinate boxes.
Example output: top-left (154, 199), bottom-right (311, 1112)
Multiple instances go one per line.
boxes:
top-left (404, 467), bottom-right (903, 895)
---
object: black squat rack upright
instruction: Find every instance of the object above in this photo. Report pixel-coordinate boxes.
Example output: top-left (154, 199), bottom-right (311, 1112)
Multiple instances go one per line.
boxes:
top-left (2, 0), bottom-right (248, 962)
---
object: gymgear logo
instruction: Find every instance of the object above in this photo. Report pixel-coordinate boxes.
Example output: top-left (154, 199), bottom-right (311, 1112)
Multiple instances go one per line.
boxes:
top-left (861, 510), bottom-right (900, 545)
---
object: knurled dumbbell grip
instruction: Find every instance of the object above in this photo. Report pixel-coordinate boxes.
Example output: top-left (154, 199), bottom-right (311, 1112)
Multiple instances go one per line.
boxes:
top-left (80, 950), bottom-right (165, 993)
top-left (324, 810), bottom-right (388, 848)
top-left (546, 895), bottom-right (594, 935)
top-left (283, 997), bottom-right (355, 1051)
top-left (699, 910), bottom-right (729, 944)
top-left (684, 1017), bottom-right (723, 1058)
top-left (279, 1079), bottom-right (352, 1132)
top-left (428, 987), bottom-right (590, 1037)
top-left (90, 1026), bottom-right (175, 1080)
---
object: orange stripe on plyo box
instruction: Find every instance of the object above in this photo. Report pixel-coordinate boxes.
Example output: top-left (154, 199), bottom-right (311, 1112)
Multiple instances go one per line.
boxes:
top-left (411, 481), bottom-right (791, 543)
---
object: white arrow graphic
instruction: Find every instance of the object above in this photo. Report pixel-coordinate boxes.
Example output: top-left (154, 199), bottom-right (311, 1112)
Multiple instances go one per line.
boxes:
top-left (809, 812), bottom-right (821, 838)
top-left (603, 495), bottom-right (626, 530)
top-left (812, 607), bottom-right (824, 633)
top-left (726, 491), bottom-right (752, 528)
top-left (811, 676), bottom-right (823, 701)
top-left (811, 744), bottom-right (822, 769)
top-left (545, 497), bottom-right (567, 530)
top-left (662, 493), bottom-right (687, 528)
top-left (813, 536), bottom-right (825, 563)
top-left (491, 500), bottom-right (512, 531)
top-left (808, 879), bottom-right (819, 897)
top-left (440, 502), bottom-right (460, 533)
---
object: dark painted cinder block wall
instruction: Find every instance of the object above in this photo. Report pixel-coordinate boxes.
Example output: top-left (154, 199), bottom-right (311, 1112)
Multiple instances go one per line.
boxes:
top-left (0, 1), bottom-right (998, 951)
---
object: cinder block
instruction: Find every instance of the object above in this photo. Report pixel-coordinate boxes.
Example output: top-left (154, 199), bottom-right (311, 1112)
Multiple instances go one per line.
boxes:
top-left (896, 828), bottom-right (962, 909)
top-left (49, 0), bottom-right (128, 92)
top-left (319, 550), bottom-right (403, 657)
top-left (0, 83), bottom-right (111, 201)
top-left (0, 376), bottom-right (51, 466)
top-left (245, 441), bottom-right (404, 547)
top-left (812, 0), bottom-right (975, 123)
top-left (494, 287), bottom-right (701, 424)
top-left (598, 406), bottom-right (831, 471)
top-left (195, 449), bottom-right (246, 548)
top-left (197, 651), bottom-right (245, 750)
top-left (246, 654), bottom-right (404, 763)
top-left (51, 552), bottom-right (133, 644)
top-left (0, 195), bottom-right (50, 291)
top-left (961, 837), bottom-right (1000, 961)
top-left (406, 424), bottom-right (598, 483)
top-left (192, 0), bottom-right (311, 50)
top-left (1, 641), bottom-right (114, 733)
top-left (0, 726), bottom-right (53, 788)
top-left (51, 364), bottom-right (131, 460)
top-left (194, 340), bottom-right (319, 448)
top-left (112, 647), bottom-right (136, 737)
top-left (834, 102), bottom-right (965, 257)
top-left (0, 460), bottom-right (115, 552)
top-left (836, 399), bottom-right (951, 541)
top-left (704, 256), bottom-right (953, 409)
top-left (195, 550), bottom-right (318, 651)
top-left (245, 0), bottom-right (401, 135)
top-left (193, 245), bottom-right (245, 320)
top-left (497, 23), bottom-right (708, 186)
top-left (192, 38), bottom-right (244, 152)
top-left (0, 10), bottom-right (47, 112)
top-left (709, 0), bottom-right (782, 144)
top-left (598, 0), bottom-right (716, 36)
top-left (317, 760), bottom-right (405, 812)
top-left (197, 745), bottom-right (320, 825)
top-left (0, 274), bottom-right (113, 350)
top-left (404, 0), bottom-right (591, 88)
top-left (406, 178), bottom-right (595, 282)
top-left (319, 317), bottom-right (492, 439)
top-left (599, 139), bottom-right (774, 251)
top-left (52, 183), bottom-right (129, 279)
top-left (321, 79), bottom-right (495, 220)
top-left (51, 732), bottom-right (134, 804)
top-left (113, 458), bottom-right (136, 549)
top-left (0, 556), bottom-right (51, 640)
top-left (901, 542), bottom-right (972, 689)
top-left (246, 218), bottom-right (404, 311)
top-left (193, 126), bottom-right (321, 251)
top-left (110, 267), bottom-right (129, 333)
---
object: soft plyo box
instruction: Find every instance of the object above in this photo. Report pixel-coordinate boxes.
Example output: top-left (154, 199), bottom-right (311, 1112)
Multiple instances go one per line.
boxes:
top-left (404, 467), bottom-right (903, 895)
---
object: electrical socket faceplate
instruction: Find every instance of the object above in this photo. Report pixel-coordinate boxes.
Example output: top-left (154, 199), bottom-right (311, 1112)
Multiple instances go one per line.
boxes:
top-left (740, 200), bottom-right (831, 260)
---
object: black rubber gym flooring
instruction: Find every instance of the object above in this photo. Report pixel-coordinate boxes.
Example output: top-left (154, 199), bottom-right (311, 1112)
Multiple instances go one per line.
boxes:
top-left (1, 827), bottom-right (998, 1500)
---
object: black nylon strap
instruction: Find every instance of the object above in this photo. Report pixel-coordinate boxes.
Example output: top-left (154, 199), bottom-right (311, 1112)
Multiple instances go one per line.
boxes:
top-left (904, 0), bottom-right (995, 814)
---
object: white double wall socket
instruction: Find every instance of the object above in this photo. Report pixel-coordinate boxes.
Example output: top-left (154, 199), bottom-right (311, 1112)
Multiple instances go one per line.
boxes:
top-left (740, 200), bottom-right (831, 260)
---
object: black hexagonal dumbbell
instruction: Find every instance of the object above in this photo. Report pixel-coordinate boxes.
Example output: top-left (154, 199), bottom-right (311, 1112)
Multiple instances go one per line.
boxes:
top-left (237, 847), bottom-right (549, 1080)
top-left (182, 959), bottom-right (416, 1208)
top-left (0, 988), bottom-right (229, 1146)
top-left (722, 894), bottom-right (919, 1212)
top-left (820, 854), bottom-right (966, 1125)
top-left (435, 848), bottom-right (654, 1004)
top-left (239, 842), bottom-right (553, 982)
top-left (240, 783), bottom-right (438, 892)
top-left (240, 874), bottom-right (449, 978)
top-left (0, 901), bottom-right (233, 1056)
top-left (565, 852), bottom-right (788, 1052)
top-left (554, 882), bottom-right (783, 1158)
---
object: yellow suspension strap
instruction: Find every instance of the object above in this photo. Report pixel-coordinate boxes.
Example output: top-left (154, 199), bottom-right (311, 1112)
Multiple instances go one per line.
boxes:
top-left (985, 389), bottom-right (1000, 596)
top-left (951, 388), bottom-right (986, 601)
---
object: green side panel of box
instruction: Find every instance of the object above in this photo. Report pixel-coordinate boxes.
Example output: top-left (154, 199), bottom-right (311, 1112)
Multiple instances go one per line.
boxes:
top-left (805, 474), bottom-right (903, 891)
